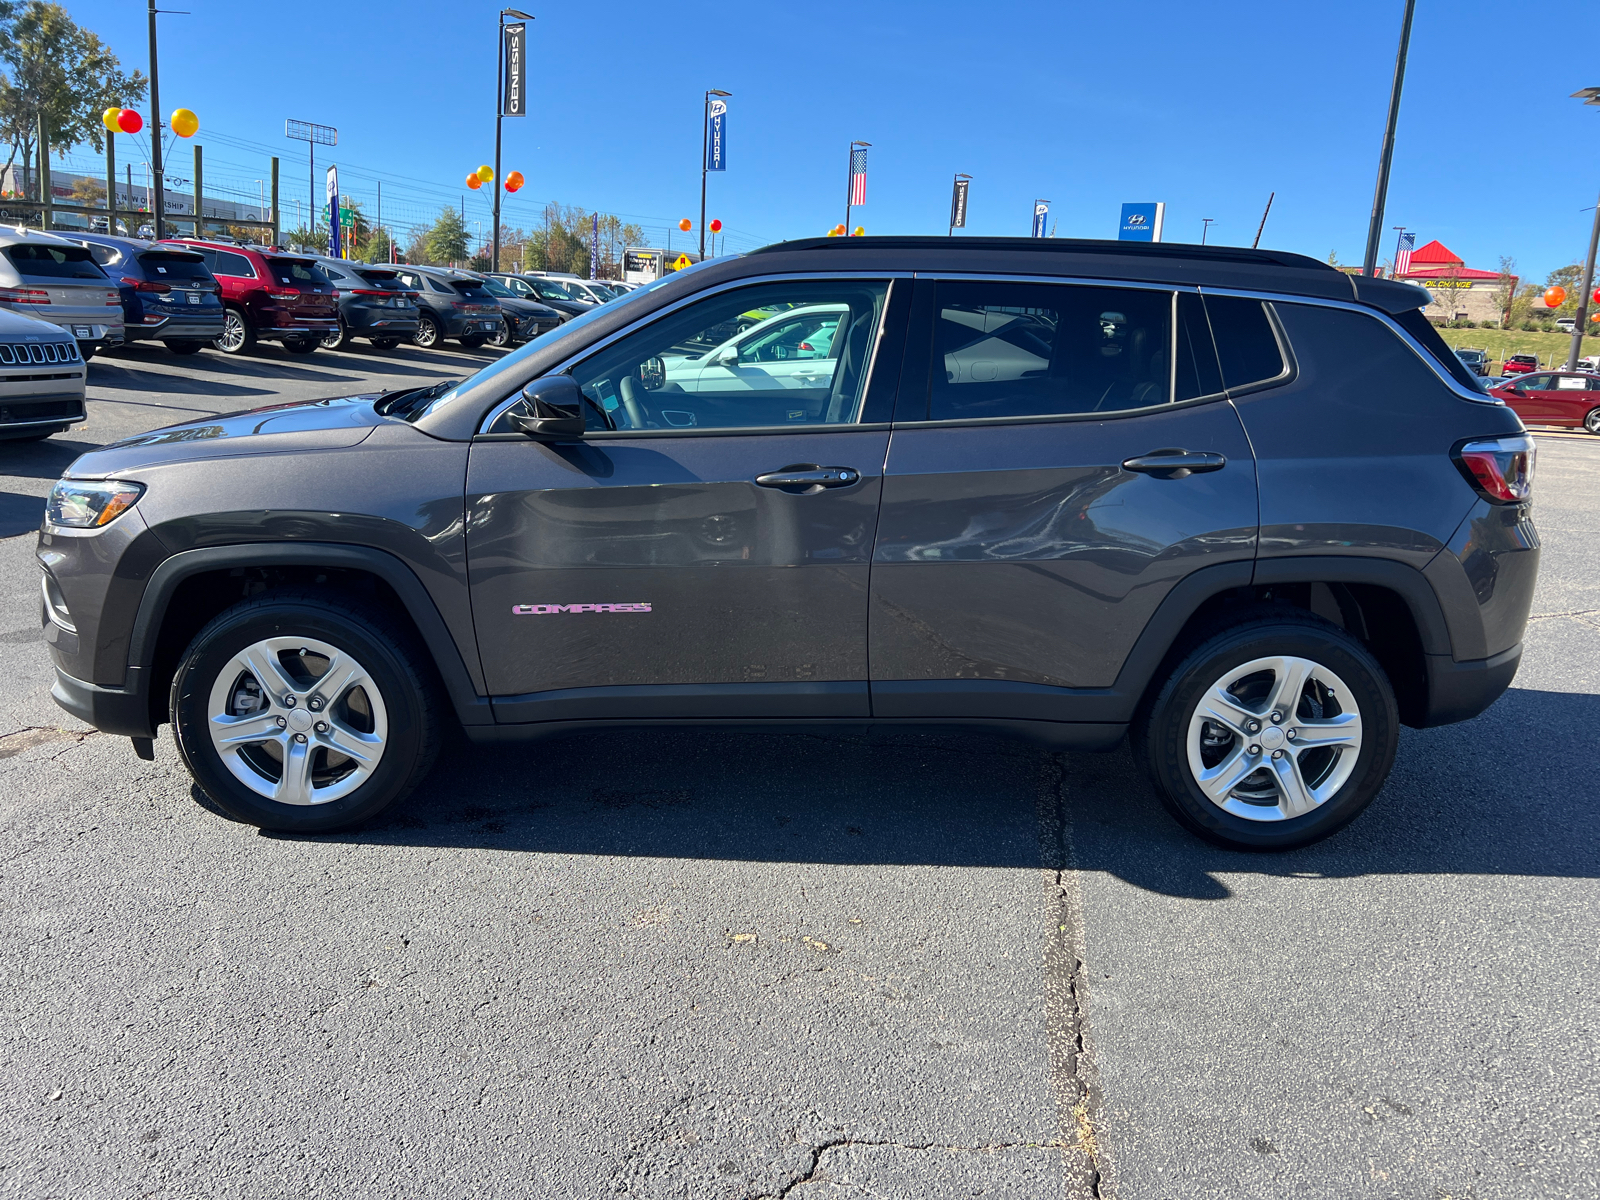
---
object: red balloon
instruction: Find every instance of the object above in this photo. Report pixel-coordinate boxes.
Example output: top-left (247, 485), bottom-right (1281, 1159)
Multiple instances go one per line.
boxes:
top-left (1592, 288), bottom-right (1600, 306)
top-left (466, 174), bottom-right (482, 190)
top-left (709, 219), bottom-right (722, 233)
top-left (116, 109), bottom-right (143, 134)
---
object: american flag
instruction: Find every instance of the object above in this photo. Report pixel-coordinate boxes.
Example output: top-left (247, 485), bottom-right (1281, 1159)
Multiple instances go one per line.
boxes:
top-left (1394, 231), bottom-right (1415, 277)
top-left (849, 147), bottom-right (868, 207)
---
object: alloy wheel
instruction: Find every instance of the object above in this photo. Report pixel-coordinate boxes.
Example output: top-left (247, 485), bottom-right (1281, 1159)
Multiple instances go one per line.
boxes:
top-left (1586, 408), bottom-right (1600, 435)
top-left (205, 635), bottom-right (388, 806)
top-left (1185, 655), bottom-right (1362, 822)
top-left (415, 315), bottom-right (439, 348)
top-left (216, 311), bottom-right (247, 353)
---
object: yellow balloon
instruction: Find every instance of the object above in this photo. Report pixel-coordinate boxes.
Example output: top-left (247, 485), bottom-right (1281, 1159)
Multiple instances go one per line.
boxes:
top-left (102, 107), bottom-right (121, 132)
top-left (476, 165), bottom-right (494, 182)
top-left (853, 226), bottom-right (865, 236)
top-left (169, 108), bottom-right (199, 138)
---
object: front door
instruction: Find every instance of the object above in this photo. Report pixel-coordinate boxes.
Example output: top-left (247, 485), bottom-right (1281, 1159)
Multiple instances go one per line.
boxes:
top-left (466, 276), bottom-right (902, 723)
top-left (869, 279), bottom-right (1259, 721)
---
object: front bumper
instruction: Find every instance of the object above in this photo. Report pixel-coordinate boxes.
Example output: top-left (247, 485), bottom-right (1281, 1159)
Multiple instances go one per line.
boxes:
top-left (51, 665), bottom-right (156, 737)
top-left (0, 394), bottom-right (86, 437)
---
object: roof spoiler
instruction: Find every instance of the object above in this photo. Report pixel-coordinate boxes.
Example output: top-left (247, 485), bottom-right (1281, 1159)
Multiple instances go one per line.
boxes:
top-left (1350, 275), bottom-right (1434, 314)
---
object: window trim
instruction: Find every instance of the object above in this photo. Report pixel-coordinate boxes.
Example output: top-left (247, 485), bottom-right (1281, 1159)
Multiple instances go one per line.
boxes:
top-left (475, 270), bottom-right (911, 436)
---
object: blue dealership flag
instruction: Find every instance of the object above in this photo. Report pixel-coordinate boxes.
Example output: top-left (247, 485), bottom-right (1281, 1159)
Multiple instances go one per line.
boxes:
top-left (1032, 201), bottom-right (1050, 238)
top-left (1118, 202), bottom-right (1165, 242)
top-left (706, 98), bottom-right (727, 172)
top-left (325, 165), bottom-right (341, 258)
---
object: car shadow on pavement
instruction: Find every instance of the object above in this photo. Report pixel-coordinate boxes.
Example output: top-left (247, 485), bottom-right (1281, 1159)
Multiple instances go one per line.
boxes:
top-left (293, 687), bottom-right (1600, 892)
top-left (0, 490), bottom-right (42, 537)
top-left (88, 364), bottom-right (284, 398)
top-left (0, 438), bottom-right (101, 480)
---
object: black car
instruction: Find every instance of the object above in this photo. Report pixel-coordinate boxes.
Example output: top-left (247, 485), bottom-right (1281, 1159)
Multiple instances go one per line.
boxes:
top-left (38, 236), bottom-right (1538, 851)
top-left (309, 257), bottom-right (421, 350)
top-left (503, 273), bottom-right (595, 320)
top-left (389, 265), bottom-right (503, 349)
top-left (447, 271), bottom-right (562, 347)
top-left (1454, 347), bottom-right (1490, 377)
top-left (62, 233), bottom-right (224, 355)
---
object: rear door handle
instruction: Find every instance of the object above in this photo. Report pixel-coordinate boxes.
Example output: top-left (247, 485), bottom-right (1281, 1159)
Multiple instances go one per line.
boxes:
top-left (755, 464), bottom-right (861, 492)
top-left (1121, 448), bottom-right (1227, 479)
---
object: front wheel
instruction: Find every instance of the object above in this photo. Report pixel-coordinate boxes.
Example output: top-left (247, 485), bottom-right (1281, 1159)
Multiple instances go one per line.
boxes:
top-left (486, 319), bottom-right (511, 348)
top-left (282, 338), bottom-right (319, 355)
top-left (170, 591), bottom-right (442, 832)
top-left (370, 336), bottom-right (401, 350)
top-left (413, 313), bottom-right (441, 349)
top-left (458, 334), bottom-right (488, 349)
top-left (1585, 407), bottom-right (1600, 435)
top-left (1134, 610), bottom-right (1399, 850)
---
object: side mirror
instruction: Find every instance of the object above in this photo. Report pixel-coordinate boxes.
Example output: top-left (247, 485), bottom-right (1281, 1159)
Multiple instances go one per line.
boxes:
top-left (715, 347), bottom-right (739, 367)
top-left (508, 374), bottom-right (586, 440)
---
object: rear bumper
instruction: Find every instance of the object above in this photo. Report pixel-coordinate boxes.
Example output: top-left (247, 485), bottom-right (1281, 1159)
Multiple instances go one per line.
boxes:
top-left (126, 314), bottom-right (225, 342)
top-left (1418, 642), bottom-right (1522, 728)
top-left (51, 665), bottom-right (155, 737)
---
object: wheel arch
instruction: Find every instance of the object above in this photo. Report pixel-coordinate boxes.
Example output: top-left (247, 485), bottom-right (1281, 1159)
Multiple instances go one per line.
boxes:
top-left (133, 543), bottom-right (490, 733)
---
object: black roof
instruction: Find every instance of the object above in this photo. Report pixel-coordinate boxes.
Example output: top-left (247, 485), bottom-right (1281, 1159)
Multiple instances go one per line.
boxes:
top-left (747, 235), bottom-right (1432, 314)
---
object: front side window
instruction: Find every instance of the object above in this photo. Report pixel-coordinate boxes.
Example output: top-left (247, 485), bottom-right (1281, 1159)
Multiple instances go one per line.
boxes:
top-left (929, 281), bottom-right (1176, 421)
top-left (565, 280), bottom-right (889, 432)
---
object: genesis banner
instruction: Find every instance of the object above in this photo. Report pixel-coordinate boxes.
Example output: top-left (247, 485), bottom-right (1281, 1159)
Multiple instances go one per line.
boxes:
top-left (950, 177), bottom-right (969, 229)
top-left (503, 24), bottom-right (527, 116)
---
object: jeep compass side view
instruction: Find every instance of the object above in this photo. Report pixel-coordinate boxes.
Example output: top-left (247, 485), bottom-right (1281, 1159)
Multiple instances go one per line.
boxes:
top-left (37, 238), bottom-right (1538, 849)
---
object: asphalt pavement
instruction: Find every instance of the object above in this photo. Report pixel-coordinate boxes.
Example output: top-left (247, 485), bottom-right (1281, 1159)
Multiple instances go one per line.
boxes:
top-left (0, 340), bottom-right (1593, 1199)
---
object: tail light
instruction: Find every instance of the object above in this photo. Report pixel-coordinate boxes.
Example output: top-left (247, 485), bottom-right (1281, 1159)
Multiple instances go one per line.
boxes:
top-left (267, 290), bottom-right (300, 301)
top-left (0, 286), bottom-right (49, 304)
top-left (350, 289), bottom-right (394, 296)
top-left (1453, 435), bottom-right (1535, 504)
top-left (121, 276), bottom-right (170, 294)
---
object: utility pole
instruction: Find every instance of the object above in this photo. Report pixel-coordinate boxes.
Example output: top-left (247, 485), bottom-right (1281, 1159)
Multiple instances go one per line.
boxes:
top-left (191, 143), bottom-right (202, 236)
top-left (147, 0), bottom-right (165, 240)
top-left (270, 157), bottom-right (279, 245)
top-left (1361, 0), bottom-right (1417, 276)
top-left (37, 116), bottom-right (51, 230)
top-left (106, 132), bottom-right (117, 234)
top-left (1566, 89), bottom-right (1600, 370)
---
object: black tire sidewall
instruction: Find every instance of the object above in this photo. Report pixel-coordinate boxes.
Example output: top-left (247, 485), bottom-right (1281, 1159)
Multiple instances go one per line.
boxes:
top-left (171, 600), bottom-right (430, 832)
top-left (1143, 621), bottom-right (1398, 850)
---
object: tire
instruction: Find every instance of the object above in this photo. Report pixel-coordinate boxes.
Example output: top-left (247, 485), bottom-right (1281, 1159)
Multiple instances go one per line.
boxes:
top-left (169, 590), bottom-right (442, 833)
top-left (77, 343), bottom-right (97, 360)
top-left (1133, 609), bottom-right (1399, 850)
top-left (413, 312), bottom-right (442, 349)
top-left (370, 336), bottom-right (401, 350)
top-left (282, 338), bottom-right (319, 355)
top-left (163, 340), bottom-right (204, 355)
top-left (215, 308), bottom-right (255, 355)
top-left (2, 429), bottom-right (58, 442)
top-left (1585, 407), bottom-right (1600, 435)
top-left (321, 320), bottom-right (351, 351)
top-left (486, 319), bottom-right (511, 348)
top-left (458, 334), bottom-right (487, 349)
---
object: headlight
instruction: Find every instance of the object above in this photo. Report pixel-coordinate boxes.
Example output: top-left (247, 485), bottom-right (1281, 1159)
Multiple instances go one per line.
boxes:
top-left (46, 478), bottom-right (144, 528)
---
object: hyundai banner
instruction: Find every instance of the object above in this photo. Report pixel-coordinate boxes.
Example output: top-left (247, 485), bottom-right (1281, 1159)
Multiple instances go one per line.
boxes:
top-left (705, 97), bottom-right (727, 171)
top-left (1032, 200), bottom-right (1050, 238)
top-left (325, 165), bottom-right (340, 258)
top-left (502, 24), bottom-right (526, 117)
top-left (1118, 201), bottom-right (1165, 242)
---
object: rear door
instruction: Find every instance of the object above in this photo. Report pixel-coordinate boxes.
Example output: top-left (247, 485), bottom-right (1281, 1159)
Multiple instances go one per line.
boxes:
top-left (464, 275), bottom-right (904, 722)
top-left (1546, 373), bottom-right (1597, 426)
top-left (1505, 374), bottom-right (1556, 423)
top-left (868, 279), bottom-right (1258, 720)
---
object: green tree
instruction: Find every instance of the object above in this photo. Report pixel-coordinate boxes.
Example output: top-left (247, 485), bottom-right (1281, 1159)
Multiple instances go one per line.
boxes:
top-left (360, 225), bottom-right (394, 264)
top-left (1488, 256), bottom-right (1517, 330)
top-left (0, 2), bottom-right (147, 200)
top-left (425, 205), bottom-right (469, 266)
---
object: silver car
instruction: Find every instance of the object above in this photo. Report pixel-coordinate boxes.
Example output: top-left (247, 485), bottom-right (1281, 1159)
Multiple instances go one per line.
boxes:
top-left (0, 305), bottom-right (86, 441)
top-left (0, 228), bottom-right (125, 358)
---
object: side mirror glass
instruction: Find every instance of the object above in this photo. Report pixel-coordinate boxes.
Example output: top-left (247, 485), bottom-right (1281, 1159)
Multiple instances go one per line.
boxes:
top-left (508, 374), bottom-right (586, 440)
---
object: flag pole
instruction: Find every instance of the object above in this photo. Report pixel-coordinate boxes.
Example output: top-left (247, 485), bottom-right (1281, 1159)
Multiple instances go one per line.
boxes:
top-left (843, 141), bottom-right (852, 235)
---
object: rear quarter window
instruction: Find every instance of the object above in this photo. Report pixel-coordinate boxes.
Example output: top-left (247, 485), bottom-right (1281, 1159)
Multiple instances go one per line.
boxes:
top-left (4, 244), bottom-right (107, 279)
top-left (1202, 295), bottom-right (1288, 391)
top-left (1392, 308), bottom-right (1485, 392)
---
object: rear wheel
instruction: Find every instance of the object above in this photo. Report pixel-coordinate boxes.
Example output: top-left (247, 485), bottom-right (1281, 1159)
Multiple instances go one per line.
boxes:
top-left (370, 336), bottom-right (401, 350)
top-left (163, 340), bottom-right (204, 355)
top-left (215, 308), bottom-right (255, 355)
top-left (170, 591), bottom-right (441, 833)
top-left (458, 334), bottom-right (488, 349)
top-left (320, 320), bottom-right (351, 350)
top-left (282, 338), bottom-right (319, 355)
top-left (413, 312), bottom-right (441, 349)
top-left (1585, 407), bottom-right (1600, 434)
top-left (1134, 611), bottom-right (1398, 850)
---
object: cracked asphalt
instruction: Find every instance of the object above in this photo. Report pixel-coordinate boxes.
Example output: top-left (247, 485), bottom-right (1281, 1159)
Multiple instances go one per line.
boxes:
top-left (0, 343), bottom-right (1594, 1199)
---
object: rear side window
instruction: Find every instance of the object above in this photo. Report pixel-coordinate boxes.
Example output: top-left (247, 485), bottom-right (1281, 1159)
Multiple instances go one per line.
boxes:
top-left (4, 244), bottom-right (106, 279)
top-left (1392, 308), bottom-right (1485, 392)
top-left (929, 280), bottom-right (1175, 421)
top-left (213, 251), bottom-right (257, 278)
top-left (84, 243), bottom-right (122, 267)
top-left (266, 259), bottom-right (324, 285)
top-left (136, 253), bottom-right (212, 282)
top-left (1202, 295), bottom-right (1286, 391)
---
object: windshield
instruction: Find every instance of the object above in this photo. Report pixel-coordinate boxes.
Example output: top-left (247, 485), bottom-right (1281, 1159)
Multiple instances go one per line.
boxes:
top-left (478, 278), bottom-right (516, 298)
top-left (532, 279), bottom-right (578, 300)
top-left (403, 269), bottom-right (696, 423)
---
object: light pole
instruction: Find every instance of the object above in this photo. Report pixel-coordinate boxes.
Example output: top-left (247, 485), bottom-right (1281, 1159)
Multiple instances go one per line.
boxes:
top-left (1565, 89), bottom-right (1600, 370)
top-left (494, 10), bottom-right (534, 272)
top-left (700, 89), bottom-right (731, 261)
top-left (1361, 0), bottom-right (1417, 276)
top-left (146, 0), bottom-right (165, 240)
top-left (1201, 218), bottom-right (1215, 245)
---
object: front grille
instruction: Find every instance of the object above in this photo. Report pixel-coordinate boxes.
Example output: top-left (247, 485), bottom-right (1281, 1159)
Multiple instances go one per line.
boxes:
top-left (0, 398), bottom-right (82, 425)
top-left (0, 342), bottom-right (80, 366)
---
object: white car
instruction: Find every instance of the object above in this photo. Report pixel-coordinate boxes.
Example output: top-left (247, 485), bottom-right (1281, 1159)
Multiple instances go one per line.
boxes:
top-left (663, 304), bottom-right (846, 395)
top-left (0, 305), bottom-right (87, 441)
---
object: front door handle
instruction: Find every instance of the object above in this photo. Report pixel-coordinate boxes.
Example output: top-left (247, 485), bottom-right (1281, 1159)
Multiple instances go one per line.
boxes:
top-left (1122, 448), bottom-right (1227, 479)
top-left (755, 464), bottom-right (861, 493)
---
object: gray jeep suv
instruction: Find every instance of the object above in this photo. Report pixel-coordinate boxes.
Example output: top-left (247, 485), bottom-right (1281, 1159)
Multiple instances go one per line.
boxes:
top-left (36, 238), bottom-right (1539, 849)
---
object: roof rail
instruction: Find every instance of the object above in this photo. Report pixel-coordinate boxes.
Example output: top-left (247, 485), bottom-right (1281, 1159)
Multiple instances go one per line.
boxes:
top-left (748, 235), bottom-right (1337, 274)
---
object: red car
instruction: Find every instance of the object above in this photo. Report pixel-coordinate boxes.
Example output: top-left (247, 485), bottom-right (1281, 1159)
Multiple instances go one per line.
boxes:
top-left (1501, 354), bottom-right (1539, 376)
top-left (158, 239), bottom-right (337, 355)
top-left (1489, 371), bottom-right (1600, 433)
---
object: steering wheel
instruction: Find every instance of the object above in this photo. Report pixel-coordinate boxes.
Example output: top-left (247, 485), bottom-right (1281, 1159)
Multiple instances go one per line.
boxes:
top-left (618, 375), bottom-right (651, 429)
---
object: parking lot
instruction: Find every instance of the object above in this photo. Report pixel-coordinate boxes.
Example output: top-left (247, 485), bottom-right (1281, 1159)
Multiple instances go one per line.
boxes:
top-left (1, 342), bottom-right (1595, 1199)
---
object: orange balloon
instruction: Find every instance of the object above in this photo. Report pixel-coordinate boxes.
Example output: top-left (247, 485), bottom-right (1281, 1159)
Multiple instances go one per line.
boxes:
top-left (1591, 311), bottom-right (1600, 323)
top-left (1545, 286), bottom-right (1566, 309)
top-left (504, 170), bottom-right (525, 193)
top-left (679, 218), bottom-right (692, 232)
top-left (466, 174), bottom-right (482, 190)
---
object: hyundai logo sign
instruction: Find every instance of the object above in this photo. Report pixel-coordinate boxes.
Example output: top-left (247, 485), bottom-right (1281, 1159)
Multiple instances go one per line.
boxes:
top-left (1119, 202), bottom-right (1165, 242)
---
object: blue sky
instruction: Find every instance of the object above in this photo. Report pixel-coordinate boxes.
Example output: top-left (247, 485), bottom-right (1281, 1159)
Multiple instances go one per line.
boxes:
top-left (63, 0), bottom-right (1597, 283)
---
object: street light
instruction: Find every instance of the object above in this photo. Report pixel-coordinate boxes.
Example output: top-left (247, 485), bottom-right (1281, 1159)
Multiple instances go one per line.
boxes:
top-left (1201, 218), bottom-right (1215, 245)
top-left (700, 89), bottom-right (731, 262)
top-left (492, 10), bottom-right (535, 272)
top-left (1361, 0), bottom-right (1417, 277)
top-left (1565, 87), bottom-right (1600, 370)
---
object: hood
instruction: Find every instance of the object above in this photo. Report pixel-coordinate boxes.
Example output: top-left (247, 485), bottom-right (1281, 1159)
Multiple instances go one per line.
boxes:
top-left (66, 392), bottom-right (388, 479)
